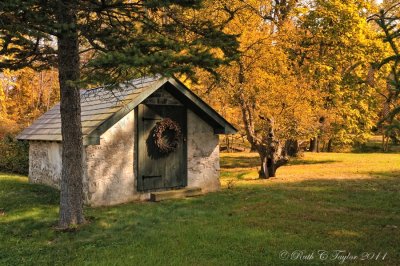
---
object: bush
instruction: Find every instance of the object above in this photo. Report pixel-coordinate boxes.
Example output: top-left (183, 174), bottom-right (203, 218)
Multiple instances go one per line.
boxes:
top-left (0, 135), bottom-right (29, 174)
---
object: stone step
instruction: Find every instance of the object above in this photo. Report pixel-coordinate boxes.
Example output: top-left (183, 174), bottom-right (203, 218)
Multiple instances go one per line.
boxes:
top-left (150, 187), bottom-right (202, 202)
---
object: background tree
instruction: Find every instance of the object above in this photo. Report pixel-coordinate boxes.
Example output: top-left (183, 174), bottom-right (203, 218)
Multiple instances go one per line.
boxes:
top-left (0, 68), bottom-right (59, 174)
top-left (0, 0), bottom-right (238, 228)
top-left (369, 2), bottom-right (400, 150)
top-left (197, 0), bottom-right (317, 178)
top-left (196, 0), bottom-right (387, 180)
top-left (1, 69), bottom-right (59, 127)
top-left (288, 0), bottom-right (385, 152)
top-left (0, 71), bottom-right (17, 138)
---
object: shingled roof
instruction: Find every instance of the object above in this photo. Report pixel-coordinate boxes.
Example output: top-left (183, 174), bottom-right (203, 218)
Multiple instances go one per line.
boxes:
top-left (17, 76), bottom-right (237, 145)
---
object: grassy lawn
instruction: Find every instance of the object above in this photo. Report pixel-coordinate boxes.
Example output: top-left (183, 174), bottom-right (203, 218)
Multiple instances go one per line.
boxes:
top-left (1, 152), bottom-right (399, 265)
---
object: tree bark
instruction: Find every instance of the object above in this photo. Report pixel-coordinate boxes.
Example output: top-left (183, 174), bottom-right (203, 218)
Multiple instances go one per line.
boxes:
top-left (259, 118), bottom-right (289, 178)
top-left (269, 118), bottom-right (289, 175)
top-left (285, 139), bottom-right (300, 157)
top-left (267, 158), bottom-right (275, 177)
top-left (250, 143), bottom-right (258, 152)
top-left (259, 151), bottom-right (268, 179)
top-left (309, 137), bottom-right (319, 152)
top-left (57, 0), bottom-right (85, 228)
top-left (327, 138), bottom-right (333, 152)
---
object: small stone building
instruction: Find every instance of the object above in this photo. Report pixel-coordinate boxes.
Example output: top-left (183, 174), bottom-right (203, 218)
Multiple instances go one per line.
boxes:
top-left (17, 77), bottom-right (236, 206)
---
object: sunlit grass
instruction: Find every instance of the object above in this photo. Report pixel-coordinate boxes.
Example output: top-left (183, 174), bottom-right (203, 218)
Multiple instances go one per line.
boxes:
top-left (220, 152), bottom-right (400, 184)
top-left (1, 152), bottom-right (399, 265)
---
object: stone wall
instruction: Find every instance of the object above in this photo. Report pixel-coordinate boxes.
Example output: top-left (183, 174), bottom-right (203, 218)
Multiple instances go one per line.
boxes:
top-left (29, 141), bottom-right (62, 188)
top-left (84, 109), bottom-right (144, 206)
top-left (187, 110), bottom-right (221, 192)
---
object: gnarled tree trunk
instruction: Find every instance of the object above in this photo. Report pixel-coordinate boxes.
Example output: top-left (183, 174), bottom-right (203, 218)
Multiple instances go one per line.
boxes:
top-left (57, 0), bottom-right (85, 228)
top-left (264, 118), bottom-right (288, 178)
top-left (236, 62), bottom-right (288, 179)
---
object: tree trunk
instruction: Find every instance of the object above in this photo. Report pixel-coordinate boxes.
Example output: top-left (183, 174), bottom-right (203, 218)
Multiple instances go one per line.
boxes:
top-left (250, 143), bottom-right (258, 152)
top-left (257, 148), bottom-right (288, 179)
top-left (258, 151), bottom-right (268, 179)
top-left (57, 1), bottom-right (85, 228)
top-left (383, 134), bottom-right (389, 152)
top-left (327, 139), bottom-right (333, 152)
top-left (309, 137), bottom-right (319, 152)
top-left (225, 135), bottom-right (230, 152)
top-left (285, 139), bottom-right (300, 157)
top-left (264, 118), bottom-right (288, 178)
top-left (266, 147), bottom-right (289, 178)
top-left (267, 158), bottom-right (275, 177)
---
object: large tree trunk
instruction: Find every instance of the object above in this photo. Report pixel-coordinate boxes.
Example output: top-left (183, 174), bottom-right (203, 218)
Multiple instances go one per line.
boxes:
top-left (258, 149), bottom-right (287, 179)
top-left (266, 118), bottom-right (288, 177)
top-left (57, 1), bottom-right (85, 228)
top-left (266, 155), bottom-right (289, 177)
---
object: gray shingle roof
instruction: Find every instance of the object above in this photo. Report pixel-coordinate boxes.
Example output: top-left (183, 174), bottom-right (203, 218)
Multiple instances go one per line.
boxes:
top-left (17, 76), bottom-right (237, 145)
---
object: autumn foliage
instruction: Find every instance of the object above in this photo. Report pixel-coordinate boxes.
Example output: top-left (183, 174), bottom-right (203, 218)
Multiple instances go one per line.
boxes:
top-left (0, 68), bottom-right (59, 173)
top-left (1, 0), bottom-right (399, 178)
top-left (191, 0), bottom-right (399, 177)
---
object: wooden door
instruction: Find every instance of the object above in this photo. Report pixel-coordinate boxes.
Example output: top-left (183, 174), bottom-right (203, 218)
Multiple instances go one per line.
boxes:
top-left (137, 104), bottom-right (187, 191)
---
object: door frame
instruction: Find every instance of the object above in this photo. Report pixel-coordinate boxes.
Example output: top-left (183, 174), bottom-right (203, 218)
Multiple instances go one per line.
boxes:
top-left (135, 104), bottom-right (188, 192)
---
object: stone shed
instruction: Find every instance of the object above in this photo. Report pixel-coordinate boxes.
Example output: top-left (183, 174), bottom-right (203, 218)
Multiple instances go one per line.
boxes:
top-left (17, 76), bottom-right (236, 206)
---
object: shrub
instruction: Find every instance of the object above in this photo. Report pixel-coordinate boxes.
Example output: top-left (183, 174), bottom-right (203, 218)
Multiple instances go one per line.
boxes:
top-left (0, 134), bottom-right (29, 174)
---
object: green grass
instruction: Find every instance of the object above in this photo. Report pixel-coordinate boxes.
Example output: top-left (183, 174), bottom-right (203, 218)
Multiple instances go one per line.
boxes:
top-left (1, 152), bottom-right (400, 265)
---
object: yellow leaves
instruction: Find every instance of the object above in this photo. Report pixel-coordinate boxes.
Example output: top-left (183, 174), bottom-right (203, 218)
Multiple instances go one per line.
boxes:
top-left (194, 0), bottom-right (387, 146)
top-left (0, 88), bottom-right (7, 119)
top-left (0, 67), bottom-right (59, 133)
top-left (0, 116), bottom-right (18, 138)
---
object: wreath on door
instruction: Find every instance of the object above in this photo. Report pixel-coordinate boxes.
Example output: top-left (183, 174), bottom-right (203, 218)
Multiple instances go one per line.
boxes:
top-left (152, 118), bottom-right (182, 155)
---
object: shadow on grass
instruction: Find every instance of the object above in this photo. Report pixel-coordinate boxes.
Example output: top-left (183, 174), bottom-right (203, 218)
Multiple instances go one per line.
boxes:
top-left (220, 156), bottom-right (260, 168)
top-left (1, 170), bottom-right (399, 265)
top-left (0, 174), bottom-right (59, 210)
top-left (221, 156), bottom-right (339, 169)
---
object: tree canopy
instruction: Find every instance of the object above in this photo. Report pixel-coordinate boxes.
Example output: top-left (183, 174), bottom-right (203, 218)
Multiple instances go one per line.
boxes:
top-left (195, 0), bottom-right (389, 177)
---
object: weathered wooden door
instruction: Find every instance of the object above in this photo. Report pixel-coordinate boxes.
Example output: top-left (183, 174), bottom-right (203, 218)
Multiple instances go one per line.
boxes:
top-left (137, 104), bottom-right (187, 191)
